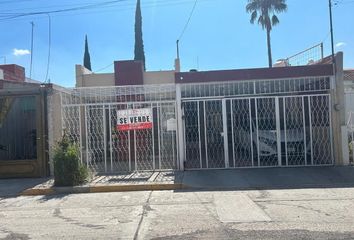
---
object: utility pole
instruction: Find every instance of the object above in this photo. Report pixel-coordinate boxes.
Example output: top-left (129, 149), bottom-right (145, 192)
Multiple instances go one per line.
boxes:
top-left (329, 0), bottom-right (335, 66)
top-left (30, 21), bottom-right (34, 79)
top-left (176, 40), bottom-right (180, 59)
top-left (45, 14), bottom-right (51, 83)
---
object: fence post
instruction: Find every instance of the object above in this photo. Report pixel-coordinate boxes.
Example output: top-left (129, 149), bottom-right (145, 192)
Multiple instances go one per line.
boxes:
top-left (176, 84), bottom-right (184, 170)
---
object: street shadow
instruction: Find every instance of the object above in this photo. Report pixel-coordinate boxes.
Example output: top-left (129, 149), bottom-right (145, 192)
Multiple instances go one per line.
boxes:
top-left (37, 193), bottom-right (69, 202)
top-left (0, 177), bottom-right (51, 198)
top-left (176, 166), bottom-right (354, 192)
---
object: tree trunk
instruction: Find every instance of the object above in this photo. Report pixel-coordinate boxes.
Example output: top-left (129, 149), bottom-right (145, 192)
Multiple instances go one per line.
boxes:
top-left (266, 28), bottom-right (272, 68)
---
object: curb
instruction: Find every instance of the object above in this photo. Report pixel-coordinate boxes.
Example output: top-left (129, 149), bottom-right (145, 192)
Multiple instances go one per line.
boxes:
top-left (21, 183), bottom-right (185, 196)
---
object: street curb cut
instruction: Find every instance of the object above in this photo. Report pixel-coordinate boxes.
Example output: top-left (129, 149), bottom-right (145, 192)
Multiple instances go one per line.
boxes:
top-left (20, 183), bottom-right (185, 196)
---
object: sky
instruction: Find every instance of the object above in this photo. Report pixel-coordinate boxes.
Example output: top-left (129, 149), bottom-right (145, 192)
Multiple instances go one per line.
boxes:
top-left (0, 0), bottom-right (353, 87)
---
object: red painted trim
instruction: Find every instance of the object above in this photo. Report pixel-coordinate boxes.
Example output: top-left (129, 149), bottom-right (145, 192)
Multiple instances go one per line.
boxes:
top-left (114, 60), bottom-right (144, 86)
top-left (117, 122), bottom-right (152, 131)
top-left (175, 64), bottom-right (334, 84)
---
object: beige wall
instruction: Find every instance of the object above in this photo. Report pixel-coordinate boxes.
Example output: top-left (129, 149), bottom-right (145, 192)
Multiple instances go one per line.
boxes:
top-left (144, 70), bottom-right (175, 85)
top-left (75, 64), bottom-right (115, 87)
top-left (0, 69), bottom-right (3, 80)
top-left (76, 64), bottom-right (175, 87)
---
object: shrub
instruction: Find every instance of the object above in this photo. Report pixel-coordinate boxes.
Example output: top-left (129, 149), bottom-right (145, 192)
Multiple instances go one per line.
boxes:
top-left (53, 135), bottom-right (90, 186)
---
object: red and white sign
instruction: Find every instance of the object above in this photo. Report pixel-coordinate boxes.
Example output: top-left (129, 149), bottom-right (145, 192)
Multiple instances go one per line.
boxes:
top-left (117, 108), bottom-right (153, 131)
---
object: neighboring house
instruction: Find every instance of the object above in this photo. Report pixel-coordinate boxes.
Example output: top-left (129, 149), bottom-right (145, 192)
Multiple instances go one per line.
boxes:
top-left (344, 69), bottom-right (354, 90)
top-left (0, 64), bottom-right (51, 178)
top-left (344, 69), bottom-right (354, 125)
top-left (0, 64), bottom-right (26, 83)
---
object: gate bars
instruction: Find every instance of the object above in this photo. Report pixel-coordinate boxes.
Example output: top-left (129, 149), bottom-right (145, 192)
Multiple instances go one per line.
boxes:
top-left (183, 94), bottom-right (333, 169)
top-left (62, 102), bottom-right (178, 173)
top-left (61, 84), bottom-right (178, 173)
top-left (60, 76), bottom-right (334, 172)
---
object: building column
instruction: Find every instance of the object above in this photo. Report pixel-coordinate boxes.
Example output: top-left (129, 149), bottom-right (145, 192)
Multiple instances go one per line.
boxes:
top-left (332, 52), bottom-right (349, 165)
top-left (176, 84), bottom-right (185, 170)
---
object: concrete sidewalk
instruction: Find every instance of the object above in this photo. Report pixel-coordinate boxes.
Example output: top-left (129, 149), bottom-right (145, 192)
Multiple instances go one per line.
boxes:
top-left (1, 166), bottom-right (354, 196)
top-left (0, 178), bottom-right (51, 197)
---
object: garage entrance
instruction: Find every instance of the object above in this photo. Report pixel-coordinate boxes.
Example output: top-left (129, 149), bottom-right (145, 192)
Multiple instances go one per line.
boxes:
top-left (180, 73), bottom-right (334, 170)
top-left (183, 95), bottom-right (333, 169)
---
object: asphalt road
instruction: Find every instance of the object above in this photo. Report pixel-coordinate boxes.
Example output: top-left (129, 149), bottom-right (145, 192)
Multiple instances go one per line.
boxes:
top-left (1, 188), bottom-right (354, 239)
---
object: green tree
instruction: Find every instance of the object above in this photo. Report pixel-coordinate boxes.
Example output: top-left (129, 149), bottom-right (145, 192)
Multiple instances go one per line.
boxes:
top-left (246, 0), bottom-right (287, 68)
top-left (134, 0), bottom-right (146, 70)
top-left (83, 35), bottom-right (92, 71)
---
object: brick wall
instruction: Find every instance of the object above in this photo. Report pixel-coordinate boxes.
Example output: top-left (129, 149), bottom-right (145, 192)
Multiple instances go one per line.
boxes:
top-left (0, 64), bottom-right (25, 82)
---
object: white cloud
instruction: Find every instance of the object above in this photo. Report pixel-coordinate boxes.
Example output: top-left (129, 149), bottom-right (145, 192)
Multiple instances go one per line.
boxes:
top-left (13, 48), bottom-right (30, 56)
top-left (335, 42), bottom-right (347, 48)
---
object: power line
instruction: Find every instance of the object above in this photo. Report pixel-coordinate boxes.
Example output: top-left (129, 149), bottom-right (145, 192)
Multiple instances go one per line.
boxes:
top-left (0, 0), bottom-right (209, 22)
top-left (0, 0), bottom-right (130, 21)
top-left (177, 0), bottom-right (198, 41)
top-left (93, 63), bottom-right (114, 73)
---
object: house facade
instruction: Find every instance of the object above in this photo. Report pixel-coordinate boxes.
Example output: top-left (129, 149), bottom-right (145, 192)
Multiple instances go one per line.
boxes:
top-left (61, 53), bottom-right (348, 173)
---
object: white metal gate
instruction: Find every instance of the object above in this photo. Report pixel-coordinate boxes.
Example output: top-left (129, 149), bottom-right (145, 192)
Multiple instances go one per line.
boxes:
top-left (183, 94), bottom-right (333, 169)
top-left (61, 85), bottom-right (179, 173)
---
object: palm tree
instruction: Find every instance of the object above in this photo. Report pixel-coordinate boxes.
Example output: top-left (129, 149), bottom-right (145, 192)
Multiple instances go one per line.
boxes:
top-left (246, 0), bottom-right (287, 68)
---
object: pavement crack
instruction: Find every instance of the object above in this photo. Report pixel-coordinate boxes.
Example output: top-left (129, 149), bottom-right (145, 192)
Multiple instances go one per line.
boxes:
top-left (133, 191), bottom-right (153, 240)
top-left (193, 193), bottom-right (234, 238)
top-left (53, 207), bottom-right (105, 230)
top-left (263, 202), bottom-right (331, 216)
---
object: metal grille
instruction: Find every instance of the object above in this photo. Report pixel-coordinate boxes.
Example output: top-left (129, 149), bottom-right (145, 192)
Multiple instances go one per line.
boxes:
top-left (283, 97), bottom-right (306, 166)
top-left (184, 101), bottom-right (201, 169)
top-left (183, 94), bottom-right (333, 169)
top-left (256, 98), bottom-right (278, 166)
top-left (310, 95), bottom-right (332, 165)
top-left (231, 99), bottom-right (253, 167)
top-left (286, 43), bottom-right (324, 67)
top-left (205, 100), bottom-right (225, 168)
top-left (61, 82), bottom-right (334, 172)
top-left (110, 105), bottom-right (130, 172)
top-left (181, 77), bottom-right (331, 100)
top-left (61, 84), bottom-right (176, 105)
top-left (86, 106), bottom-right (105, 172)
top-left (159, 103), bottom-right (178, 169)
top-left (62, 100), bottom-right (178, 173)
top-left (62, 106), bottom-right (81, 148)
